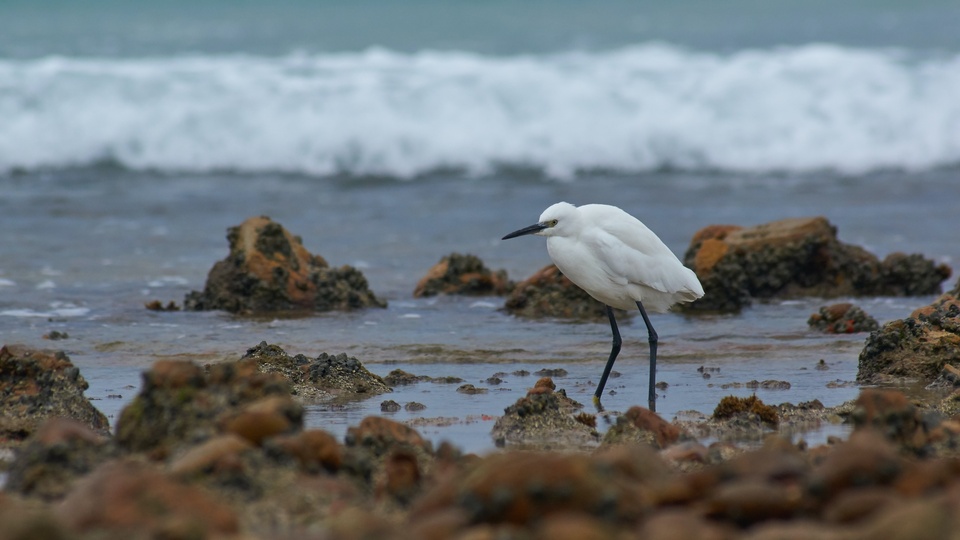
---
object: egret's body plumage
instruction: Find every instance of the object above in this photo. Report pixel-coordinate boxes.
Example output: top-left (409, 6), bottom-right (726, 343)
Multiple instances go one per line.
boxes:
top-left (502, 201), bottom-right (704, 409)
top-left (542, 203), bottom-right (702, 312)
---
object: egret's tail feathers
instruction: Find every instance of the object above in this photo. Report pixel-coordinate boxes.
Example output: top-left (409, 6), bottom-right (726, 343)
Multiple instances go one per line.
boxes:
top-left (675, 287), bottom-right (704, 304)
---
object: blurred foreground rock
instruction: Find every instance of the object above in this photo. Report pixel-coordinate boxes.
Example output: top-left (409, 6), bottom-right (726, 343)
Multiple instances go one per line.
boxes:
top-left (413, 253), bottom-right (510, 297)
top-left (114, 356), bottom-right (296, 456)
top-left (0, 345), bottom-right (109, 451)
top-left (683, 217), bottom-right (951, 313)
top-left (58, 459), bottom-right (240, 538)
top-left (13, 338), bottom-right (960, 539)
top-left (858, 277), bottom-right (960, 385)
top-left (185, 215), bottom-right (386, 314)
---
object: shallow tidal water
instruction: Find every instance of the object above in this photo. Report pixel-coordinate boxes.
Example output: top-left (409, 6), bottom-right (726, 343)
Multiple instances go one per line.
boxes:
top-left (2, 169), bottom-right (956, 453)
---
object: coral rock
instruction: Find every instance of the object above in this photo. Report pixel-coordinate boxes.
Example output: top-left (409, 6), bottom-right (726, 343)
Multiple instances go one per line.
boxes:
top-left (0, 345), bottom-right (109, 447)
top-left (4, 418), bottom-right (116, 500)
top-left (848, 389), bottom-right (929, 452)
top-left (410, 451), bottom-right (648, 527)
top-left (377, 449), bottom-right (422, 505)
top-left (244, 341), bottom-right (390, 399)
top-left (857, 286), bottom-right (960, 385)
top-left (602, 406), bottom-right (683, 448)
top-left (57, 459), bottom-right (238, 536)
top-left (184, 215), bottom-right (385, 314)
top-left (682, 216), bottom-right (951, 312)
top-left (492, 390), bottom-right (597, 449)
top-left (806, 429), bottom-right (902, 501)
top-left (115, 357), bottom-right (291, 455)
top-left (705, 478), bottom-right (804, 526)
top-left (267, 429), bottom-right (343, 473)
top-left (413, 253), bottom-right (510, 297)
top-left (168, 434), bottom-right (253, 477)
top-left (808, 302), bottom-right (880, 334)
top-left (713, 395), bottom-right (779, 426)
top-left (345, 416), bottom-right (433, 457)
top-left (219, 395), bottom-right (303, 445)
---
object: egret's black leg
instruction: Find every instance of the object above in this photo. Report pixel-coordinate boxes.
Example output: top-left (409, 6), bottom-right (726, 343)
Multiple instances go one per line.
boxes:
top-left (636, 300), bottom-right (659, 411)
top-left (594, 305), bottom-right (622, 401)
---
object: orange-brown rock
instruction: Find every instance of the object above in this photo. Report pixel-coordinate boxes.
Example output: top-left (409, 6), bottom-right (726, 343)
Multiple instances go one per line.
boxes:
top-left (712, 395), bottom-right (779, 426)
top-left (220, 396), bottom-right (303, 445)
top-left (0, 493), bottom-right (69, 540)
top-left (660, 440), bottom-right (710, 466)
top-left (410, 451), bottom-right (648, 527)
top-left (492, 389), bottom-right (598, 448)
top-left (33, 417), bottom-right (107, 447)
top-left (894, 458), bottom-right (960, 497)
top-left (821, 486), bottom-right (901, 524)
top-left (115, 357), bottom-right (291, 455)
top-left (4, 417), bottom-right (116, 500)
top-left (534, 513), bottom-right (614, 540)
top-left (705, 478), bottom-right (804, 526)
top-left (267, 429), bottom-right (343, 473)
top-left (57, 459), bottom-right (239, 537)
top-left (682, 216), bottom-right (951, 312)
top-left (806, 429), bottom-right (902, 501)
top-left (345, 416), bottom-right (432, 457)
top-left (377, 449), bottom-right (422, 505)
top-left (848, 389), bottom-right (929, 452)
top-left (858, 282), bottom-right (960, 385)
top-left (184, 215), bottom-right (386, 313)
top-left (146, 358), bottom-right (206, 389)
top-left (602, 406), bottom-right (682, 448)
top-left (0, 345), bottom-right (109, 446)
top-left (592, 442), bottom-right (671, 484)
top-left (169, 434), bottom-right (252, 477)
top-left (637, 508), bottom-right (734, 540)
top-left (414, 253), bottom-right (510, 297)
top-left (526, 376), bottom-right (556, 395)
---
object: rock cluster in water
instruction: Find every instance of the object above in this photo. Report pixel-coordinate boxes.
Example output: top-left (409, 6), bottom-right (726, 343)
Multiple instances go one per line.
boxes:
top-left (184, 216), bottom-right (386, 314)
top-left (858, 277), bottom-right (960, 385)
top-left (180, 214), bottom-right (950, 322)
top-left (413, 252), bottom-right (510, 297)
top-left (409, 216), bottom-right (950, 320)
top-left (0, 345), bottom-right (109, 447)
top-left (243, 341), bottom-right (390, 399)
top-left (682, 217), bottom-right (951, 313)
top-left (808, 302), bottom-right (880, 334)
top-left (491, 378), bottom-right (598, 448)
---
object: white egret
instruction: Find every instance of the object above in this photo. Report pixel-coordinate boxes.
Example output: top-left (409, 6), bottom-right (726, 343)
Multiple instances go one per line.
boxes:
top-left (502, 202), bottom-right (704, 410)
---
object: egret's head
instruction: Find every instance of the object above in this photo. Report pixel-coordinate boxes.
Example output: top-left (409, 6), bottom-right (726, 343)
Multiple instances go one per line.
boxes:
top-left (502, 202), bottom-right (577, 240)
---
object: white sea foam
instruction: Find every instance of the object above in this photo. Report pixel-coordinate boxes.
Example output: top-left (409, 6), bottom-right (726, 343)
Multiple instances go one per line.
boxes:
top-left (1, 44), bottom-right (958, 177)
top-left (147, 276), bottom-right (190, 288)
top-left (0, 306), bottom-right (90, 318)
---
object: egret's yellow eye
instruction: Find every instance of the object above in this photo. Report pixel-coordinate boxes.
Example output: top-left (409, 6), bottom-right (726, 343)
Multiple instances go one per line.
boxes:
top-left (548, 219), bottom-right (558, 227)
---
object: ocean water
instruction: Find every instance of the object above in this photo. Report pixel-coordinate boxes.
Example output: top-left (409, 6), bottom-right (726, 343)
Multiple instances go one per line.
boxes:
top-left (1, 0), bottom-right (959, 452)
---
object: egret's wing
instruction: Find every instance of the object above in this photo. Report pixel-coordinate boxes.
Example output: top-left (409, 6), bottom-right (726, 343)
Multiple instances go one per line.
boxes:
top-left (584, 222), bottom-right (700, 297)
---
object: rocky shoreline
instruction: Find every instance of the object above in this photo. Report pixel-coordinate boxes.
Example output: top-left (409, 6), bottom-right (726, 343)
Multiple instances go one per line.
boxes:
top-left (2, 215), bottom-right (958, 539)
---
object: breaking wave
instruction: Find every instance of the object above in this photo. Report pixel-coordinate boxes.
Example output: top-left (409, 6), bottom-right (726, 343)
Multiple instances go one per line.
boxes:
top-left (1, 44), bottom-right (959, 178)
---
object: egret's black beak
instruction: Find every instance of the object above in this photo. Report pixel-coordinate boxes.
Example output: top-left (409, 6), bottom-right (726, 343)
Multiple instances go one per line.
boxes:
top-left (502, 222), bottom-right (548, 240)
